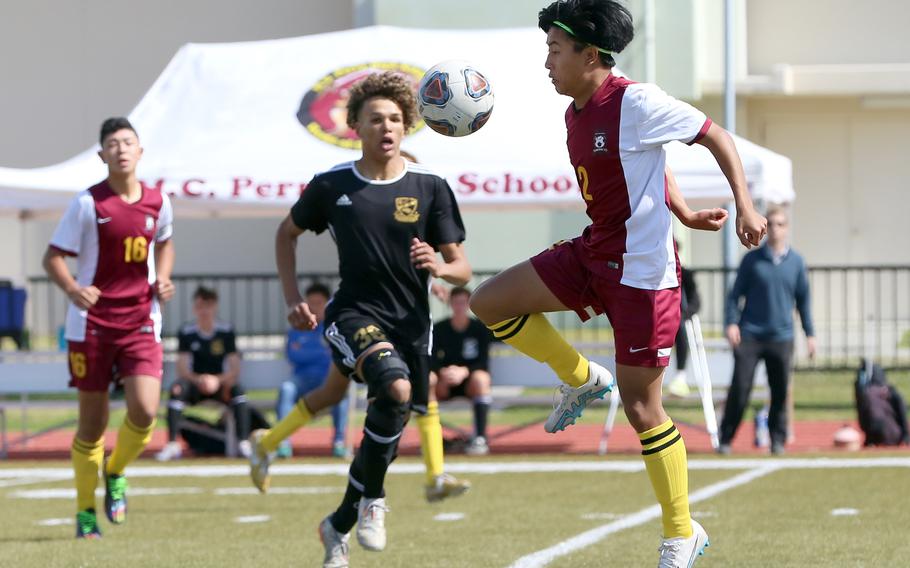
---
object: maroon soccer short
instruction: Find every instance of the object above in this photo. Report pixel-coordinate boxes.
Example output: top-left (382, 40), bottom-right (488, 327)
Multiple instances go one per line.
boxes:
top-left (67, 322), bottom-right (163, 391)
top-left (530, 238), bottom-right (680, 368)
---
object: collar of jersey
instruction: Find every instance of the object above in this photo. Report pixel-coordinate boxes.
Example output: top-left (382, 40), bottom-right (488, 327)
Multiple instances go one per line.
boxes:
top-left (351, 158), bottom-right (409, 185)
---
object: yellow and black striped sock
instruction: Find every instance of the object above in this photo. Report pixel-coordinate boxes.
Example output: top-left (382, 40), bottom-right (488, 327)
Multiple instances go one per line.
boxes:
top-left (72, 437), bottom-right (104, 511)
top-left (416, 401), bottom-right (445, 485)
top-left (261, 399), bottom-right (313, 453)
top-left (106, 417), bottom-right (154, 476)
top-left (639, 419), bottom-right (692, 538)
top-left (487, 313), bottom-right (589, 387)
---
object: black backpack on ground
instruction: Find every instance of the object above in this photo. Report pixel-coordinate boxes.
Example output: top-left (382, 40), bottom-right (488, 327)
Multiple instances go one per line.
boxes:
top-left (854, 359), bottom-right (909, 447)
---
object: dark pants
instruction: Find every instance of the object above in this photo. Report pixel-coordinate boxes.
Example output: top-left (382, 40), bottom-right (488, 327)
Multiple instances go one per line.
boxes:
top-left (674, 318), bottom-right (690, 371)
top-left (720, 339), bottom-right (793, 446)
top-left (166, 379), bottom-right (251, 443)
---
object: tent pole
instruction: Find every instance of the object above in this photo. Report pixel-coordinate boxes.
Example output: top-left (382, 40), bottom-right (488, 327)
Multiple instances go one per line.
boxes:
top-left (722, 0), bottom-right (738, 296)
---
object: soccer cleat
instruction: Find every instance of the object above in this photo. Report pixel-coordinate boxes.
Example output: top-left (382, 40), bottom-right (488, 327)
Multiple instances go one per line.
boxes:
top-left (75, 509), bottom-right (102, 539)
top-left (657, 520), bottom-right (710, 568)
top-left (425, 473), bottom-right (471, 503)
top-left (154, 441), bottom-right (183, 462)
top-left (332, 441), bottom-right (352, 459)
top-left (248, 429), bottom-right (274, 494)
top-left (276, 441), bottom-right (293, 459)
top-left (544, 361), bottom-right (614, 433)
top-left (238, 439), bottom-right (252, 459)
top-left (103, 459), bottom-right (128, 525)
top-left (465, 436), bottom-right (490, 456)
top-left (319, 515), bottom-right (350, 568)
top-left (667, 373), bottom-right (691, 398)
top-left (356, 497), bottom-right (389, 551)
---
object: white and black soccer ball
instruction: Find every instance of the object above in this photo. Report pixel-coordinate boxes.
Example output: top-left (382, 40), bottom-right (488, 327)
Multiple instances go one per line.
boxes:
top-left (417, 60), bottom-right (494, 137)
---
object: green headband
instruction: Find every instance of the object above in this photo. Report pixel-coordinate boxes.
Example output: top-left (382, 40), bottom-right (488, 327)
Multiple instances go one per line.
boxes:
top-left (552, 20), bottom-right (614, 55)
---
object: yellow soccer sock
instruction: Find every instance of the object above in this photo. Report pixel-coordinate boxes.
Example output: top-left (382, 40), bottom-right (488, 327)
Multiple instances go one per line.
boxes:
top-left (261, 399), bottom-right (312, 453)
top-left (639, 419), bottom-right (693, 538)
top-left (488, 313), bottom-right (589, 387)
top-left (416, 401), bottom-right (444, 485)
top-left (106, 418), bottom-right (154, 476)
top-left (72, 437), bottom-right (104, 511)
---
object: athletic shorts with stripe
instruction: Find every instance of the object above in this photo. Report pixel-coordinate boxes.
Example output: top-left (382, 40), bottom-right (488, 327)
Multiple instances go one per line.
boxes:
top-left (323, 310), bottom-right (431, 414)
top-left (67, 320), bottom-right (163, 391)
top-left (529, 237), bottom-right (681, 368)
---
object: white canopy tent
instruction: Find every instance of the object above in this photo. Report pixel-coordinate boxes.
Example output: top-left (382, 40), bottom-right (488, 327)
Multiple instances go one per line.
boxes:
top-left (0, 26), bottom-right (793, 215)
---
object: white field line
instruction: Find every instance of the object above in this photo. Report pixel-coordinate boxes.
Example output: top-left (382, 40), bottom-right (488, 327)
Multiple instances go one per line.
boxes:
top-left (1, 457), bottom-right (908, 481)
top-left (508, 466), bottom-right (779, 568)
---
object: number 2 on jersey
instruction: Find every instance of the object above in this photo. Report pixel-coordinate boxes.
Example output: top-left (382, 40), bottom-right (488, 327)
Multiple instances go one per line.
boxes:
top-left (577, 166), bottom-right (593, 201)
top-left (123, 236), bottom-right (149, 263)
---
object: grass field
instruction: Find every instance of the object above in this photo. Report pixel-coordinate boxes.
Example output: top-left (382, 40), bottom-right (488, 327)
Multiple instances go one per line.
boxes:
top-left (2, 455), bottom-right (909, 567)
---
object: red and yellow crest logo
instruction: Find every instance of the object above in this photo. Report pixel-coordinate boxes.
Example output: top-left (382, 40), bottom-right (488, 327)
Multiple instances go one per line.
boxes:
top-left (297, 62), bottom-right (426, 149)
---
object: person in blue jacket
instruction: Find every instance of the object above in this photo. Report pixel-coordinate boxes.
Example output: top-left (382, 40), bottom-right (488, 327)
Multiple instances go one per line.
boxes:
top-left (720, 207), bottom-right (816, 455)
top-left (276, 282), bottom-right (349, 458)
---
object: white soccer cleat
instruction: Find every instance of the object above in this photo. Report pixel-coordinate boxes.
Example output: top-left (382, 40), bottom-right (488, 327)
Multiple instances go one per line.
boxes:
top-left (667, 372), bottom-right (691, 398)
top-left (319, 515), bottom-right (350, 568)
top-left (248, 429), bottom-right (274, 494)
top-left (657, 519), bottom-right (710, 568)
top-left (544, 361), bottom-right (614, 433)
top-left (238, 439), bottom-right (252, 459)
top-left (465, 436), bottom-right (490, 456)
top-left (356, 497), bottom-right (389, 551)
top-left (154, 441), bottom-right (182, 462)
top-left (425, 473), bottom-right (471, 503)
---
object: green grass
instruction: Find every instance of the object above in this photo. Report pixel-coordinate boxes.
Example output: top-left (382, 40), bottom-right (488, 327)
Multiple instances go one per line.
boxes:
top-left (1, 456), bottom-right (908, 566)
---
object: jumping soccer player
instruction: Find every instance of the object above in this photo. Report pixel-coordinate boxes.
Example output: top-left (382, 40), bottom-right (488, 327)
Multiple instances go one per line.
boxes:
top-left (44, 117), bottom-right (175, 539)
top-left (469, 2), bottom-right (766, 566)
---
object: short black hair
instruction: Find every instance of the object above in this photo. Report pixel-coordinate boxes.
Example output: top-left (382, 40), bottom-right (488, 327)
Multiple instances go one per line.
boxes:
top-left (305, 282), bottom-right (332, 299)
top-left (99, 117), bottom-right (138, 145)
top-left (538, 0), bottom-right (634, 67)
top-left (193, 286), bottom-right (218, 302)
top-left (449, 286), bottom-right (471, 300)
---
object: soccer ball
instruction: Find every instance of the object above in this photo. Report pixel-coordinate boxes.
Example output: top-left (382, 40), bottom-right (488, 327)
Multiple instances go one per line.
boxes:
top-left (417, 60), bottom-right (494, 137)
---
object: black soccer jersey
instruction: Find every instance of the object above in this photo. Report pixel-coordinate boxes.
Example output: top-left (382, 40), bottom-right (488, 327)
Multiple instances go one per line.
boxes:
top-left (177, 321), bottom-right (238, 375)
top-left (290, 161), bottom-right (466, 349)
top-left (432, 318), bottom-right (492, 372)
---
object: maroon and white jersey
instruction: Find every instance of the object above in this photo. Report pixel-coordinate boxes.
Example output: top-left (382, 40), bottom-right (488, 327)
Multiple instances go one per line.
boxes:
top-left (567, 74), bottom-right (711, 290)
top-left (50, 181), bottom-right (174, 341)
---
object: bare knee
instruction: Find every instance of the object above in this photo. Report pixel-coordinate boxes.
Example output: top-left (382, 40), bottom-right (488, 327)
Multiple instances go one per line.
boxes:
top-left (468, 370), bottom-right (492, 396)
top-left (387, 378), bottom-right (411, 404)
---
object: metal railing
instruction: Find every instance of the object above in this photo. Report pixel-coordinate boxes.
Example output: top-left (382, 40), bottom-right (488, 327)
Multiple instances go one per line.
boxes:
top-left (21, 266), bottom-right (910, 370)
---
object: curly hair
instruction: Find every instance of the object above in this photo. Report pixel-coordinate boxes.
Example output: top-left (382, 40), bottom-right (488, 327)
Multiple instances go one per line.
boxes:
top-left (346, 71), bottom-right (418, 131)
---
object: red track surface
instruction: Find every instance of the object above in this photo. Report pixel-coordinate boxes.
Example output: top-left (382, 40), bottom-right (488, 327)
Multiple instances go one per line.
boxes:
top-left (3, 419), bottom-right (900, 460)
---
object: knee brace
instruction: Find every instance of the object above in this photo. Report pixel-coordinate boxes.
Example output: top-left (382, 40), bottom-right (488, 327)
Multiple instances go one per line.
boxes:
top-left (359, 346), bottom-right (410, 387)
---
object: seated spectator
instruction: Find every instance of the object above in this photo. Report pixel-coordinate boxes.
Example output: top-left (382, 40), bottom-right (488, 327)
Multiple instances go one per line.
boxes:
top-left (431, 286), bottom-right (493, 455)
top-left (276, 282), bottom-right (349, 458)
top-left (156, 286), bottom-right (249, 460)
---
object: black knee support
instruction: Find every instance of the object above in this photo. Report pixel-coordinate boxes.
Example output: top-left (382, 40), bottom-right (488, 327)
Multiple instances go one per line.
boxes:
top-left (359, 346), bottom-right (410, 386)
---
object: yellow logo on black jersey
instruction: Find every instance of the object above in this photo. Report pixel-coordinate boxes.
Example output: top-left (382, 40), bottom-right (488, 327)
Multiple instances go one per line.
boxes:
top-left (394, 197), bottom-right (420, 223)
top-left (210, 339), bottom-right (225, 356)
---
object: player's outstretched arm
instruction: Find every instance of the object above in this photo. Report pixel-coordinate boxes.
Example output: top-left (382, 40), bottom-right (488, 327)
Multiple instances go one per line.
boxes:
top-left (411, 239), bottom-right (471, 286)
top-left (42, 247), bottom-right (100, 310)
top-left (666, 166), bottom-right (728, 232)
top-left (275, 215), bottom-right (317, 330)
top-left (696, 123), bottom-right (767, 248)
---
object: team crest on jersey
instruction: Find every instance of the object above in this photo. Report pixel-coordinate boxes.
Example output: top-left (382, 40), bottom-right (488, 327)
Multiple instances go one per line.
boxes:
top-left (393, 197), bottom-right (420, 223)
top-left (593, 132), bottom-right (607, 154)
top-left (145, 215), bottom-right (155, 232)
top-left (210, 339), bottom-right (225, 356)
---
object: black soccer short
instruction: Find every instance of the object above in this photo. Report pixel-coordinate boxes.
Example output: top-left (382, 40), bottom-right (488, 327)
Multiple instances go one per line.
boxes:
top-left (323, 310), bottom-right (431, 414)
